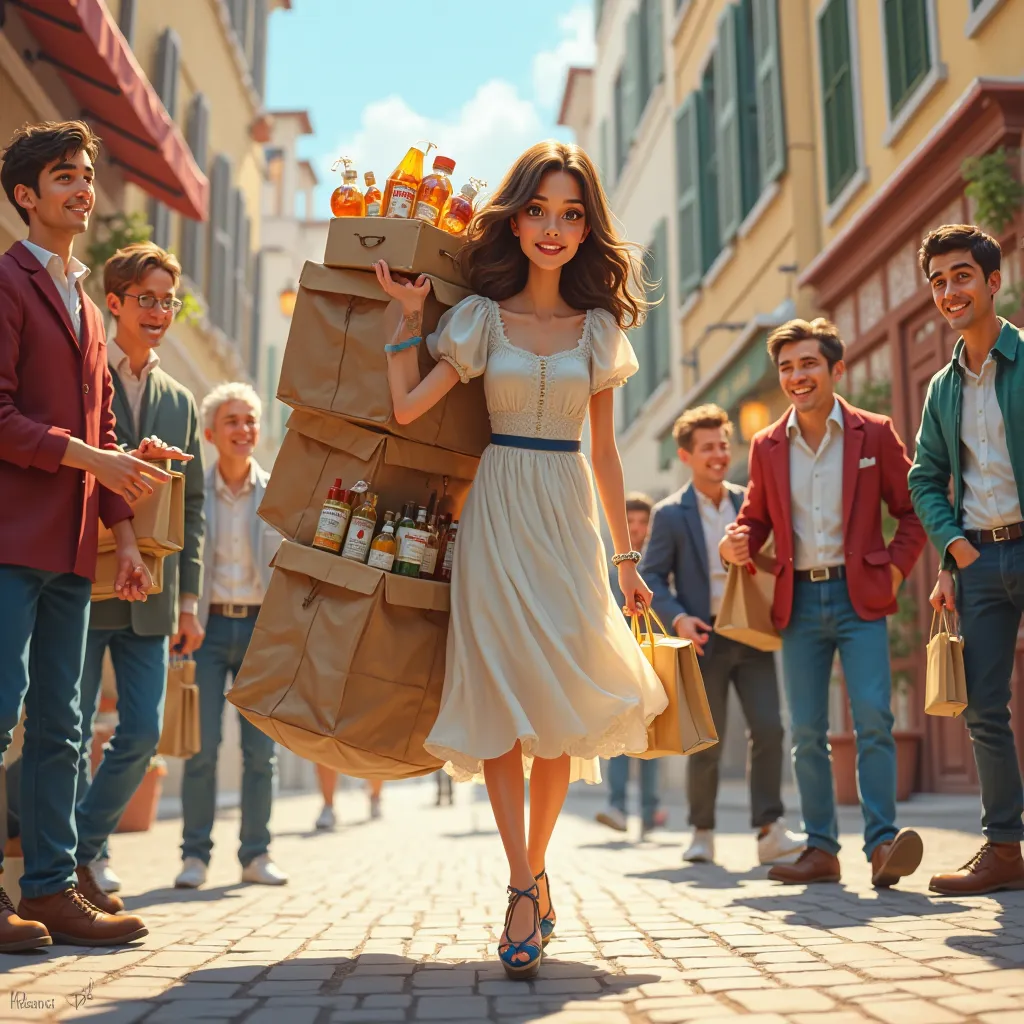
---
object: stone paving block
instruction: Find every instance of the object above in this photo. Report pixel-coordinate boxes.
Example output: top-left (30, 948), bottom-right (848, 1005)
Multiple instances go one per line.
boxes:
top-left (861, 964), bottom-right (943, 980)
top-left (698, 976), bottom-right (779, 992)
top-left (411, 968), bottom-right (478, 987)
top-left (145, 998), bottom-right (257, 1019)
top-left (265, 963), bottom-right (337, 980)
top-left (158, 982), bottom-right (244, 999)
top-left (962, 969), bottom-right (1024, 990)
top-left (731, 988), bottom-right (836, 1012)
top-left (861, 999), bottom-right (966, 1023)
top-left (243, 1009), bottom-right (320, 1024)
top-left (331, 1012), bottom-right (406, 1023)
top-left (532, 978), bottom-right (603, 994)
top-left (339, 975), bottom-right (406, 994)
top-left (979, 1014), bottom-right (1024, 1024)
top-left (414, 994), bottom-right (490, 1018)
top-left (185, 966), bottom-right (266, 983)
top-left (60, 1000), bottom-right (154, 1024)
top-left (774, 969), bottom-right (861, 987)
top-left (647, 1011), bottom-right (737, 1024)
top-left (361, 993), bottom-right (414, 1008)
top-left (941, 993), bottom-right (1023, 1013)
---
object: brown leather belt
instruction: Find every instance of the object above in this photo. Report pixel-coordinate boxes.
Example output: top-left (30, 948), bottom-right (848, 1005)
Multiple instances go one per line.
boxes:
top-left (209, 603), bottom-right (261, 619)
top-left (964, 522), bottom-right (1024, 545)
top-left (795, 565), bottom-right (846, 583)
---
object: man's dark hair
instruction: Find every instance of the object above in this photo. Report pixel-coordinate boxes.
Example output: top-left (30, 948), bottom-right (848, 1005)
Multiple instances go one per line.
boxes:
top-left (1, 120), bottom-right (100, 226)
top-left (918, 223), bottom-right (1001, 280)
top-left (625, 492), bottom-right (653, 516)
top-left (767, 318), bottom-right (845, 371)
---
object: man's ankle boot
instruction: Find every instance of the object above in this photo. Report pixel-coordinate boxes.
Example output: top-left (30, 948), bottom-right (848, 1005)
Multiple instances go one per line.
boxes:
top-left (18, 888), bottom-right (147, 946)
top-left (930, 841), bottom-right (1024, 896)
top-left (75, 865), bottom-right (124, 915)
top-left (0, 888), bottom-right (51, 952)
top-left (767, 847), bottom-right (841, 884)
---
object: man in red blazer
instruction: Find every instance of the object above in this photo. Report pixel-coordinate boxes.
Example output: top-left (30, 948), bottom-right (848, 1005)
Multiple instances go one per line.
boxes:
top-left (720, 318), bottom-right (926, 886)
top-left (0, 121), bottom-right (173, 950)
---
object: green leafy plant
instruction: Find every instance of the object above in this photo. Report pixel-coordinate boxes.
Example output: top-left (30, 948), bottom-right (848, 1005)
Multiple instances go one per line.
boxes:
top-left (962, 147), bottom-right (1024, 235)
top-left (176, 290), bottom-right (204, 326)
top-left (86, 211), bottom-right (152, 269)
top-left (996, 281), bottom-right (1024, 320)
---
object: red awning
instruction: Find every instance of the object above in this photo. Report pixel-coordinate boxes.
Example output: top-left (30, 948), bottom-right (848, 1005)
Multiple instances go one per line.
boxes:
top-left (12, 0), bottom-right (209, 221)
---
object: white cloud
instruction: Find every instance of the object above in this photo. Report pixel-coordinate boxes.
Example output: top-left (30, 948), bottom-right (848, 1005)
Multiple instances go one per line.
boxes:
top-left (532, 6), bottom-right (596, 111)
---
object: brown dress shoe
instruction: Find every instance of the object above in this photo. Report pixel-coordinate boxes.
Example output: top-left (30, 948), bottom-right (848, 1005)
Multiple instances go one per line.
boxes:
top-left (0, 887), bottom-right (51, 952)
top-left (767, 846), bottom-right (841, 884)
top-left (74, 865), bottom-right (124, 915)
top-left (18, 887), bottom-right (147, 946)
top-left (871, 828), bottom-right (924, 887)
top-left (930, 842), bottom-right (1024, 896)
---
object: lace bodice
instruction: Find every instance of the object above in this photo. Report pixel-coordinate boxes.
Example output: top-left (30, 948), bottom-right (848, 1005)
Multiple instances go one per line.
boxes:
top-left (427, 296), bottom-right (638, 442)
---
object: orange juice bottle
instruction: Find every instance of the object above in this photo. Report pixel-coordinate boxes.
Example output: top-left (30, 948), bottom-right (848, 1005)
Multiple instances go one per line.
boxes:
top-left (330, 157), bottom-right (365, 217)
top-left (414, 156), bottom-right (455, 226)
top-left (382, 142), bottom-right (435, 219)
top-left (364, 171), bottom-right (382, 216)
top-left (439, 177), bottom-right (485, 236)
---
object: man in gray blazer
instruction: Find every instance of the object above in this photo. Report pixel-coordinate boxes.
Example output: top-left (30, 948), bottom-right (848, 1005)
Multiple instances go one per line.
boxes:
top-left (174, 383), bottom-right (285, 890)
top-left (641, 405), bottom-right (804, 867)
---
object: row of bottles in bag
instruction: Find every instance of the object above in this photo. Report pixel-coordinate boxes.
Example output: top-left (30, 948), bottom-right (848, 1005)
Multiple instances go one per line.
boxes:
top-left (311, 479), bottom-right (458, 581)
top-left (330, 144), bottom-right (485, 237)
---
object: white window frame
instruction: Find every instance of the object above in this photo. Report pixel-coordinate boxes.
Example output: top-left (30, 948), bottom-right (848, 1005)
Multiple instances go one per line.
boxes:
top-left (814, 0), bottom-right (870, 225)
top-left (965, 0), bottom-right (1007, 37)
top-left (878, 0), bottom-right (947, 147)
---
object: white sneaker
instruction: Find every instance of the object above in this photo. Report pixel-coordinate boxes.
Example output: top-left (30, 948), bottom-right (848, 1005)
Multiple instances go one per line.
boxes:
top-left (369, 796), bottom-right (382, 820)
top-left (315, 805), bottom-right (336, 831)
top-left (241, 854), bottom-right (288, 886)
top-left (757, 819), bottom-right (807, 865)
top-left (174, 857), bottom-right (208, 889)
top-left (595, 807), bottom-right (628, 832)
top-left (93, 858), bottom-right (122, 894)
top-left (683, 829), bottom-right (716, 863)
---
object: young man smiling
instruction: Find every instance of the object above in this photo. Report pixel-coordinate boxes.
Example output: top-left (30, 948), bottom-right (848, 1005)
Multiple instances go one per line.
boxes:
top-left (910, 225), bottom-right (1024, 896)
top-left (721, 319), bottom-right (926, 886)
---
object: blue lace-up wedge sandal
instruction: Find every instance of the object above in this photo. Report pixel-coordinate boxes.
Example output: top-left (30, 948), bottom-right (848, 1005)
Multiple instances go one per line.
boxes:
top-left (534, 870), bottom-right (556, 946)
top-left (498, 883), bottom-right (543, 980)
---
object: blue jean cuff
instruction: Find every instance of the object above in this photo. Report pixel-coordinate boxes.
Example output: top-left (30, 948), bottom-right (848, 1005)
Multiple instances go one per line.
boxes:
top-left (983, 829), bottom-right (1024, 845)
top-left (807, 838), bottom-right (841, 857)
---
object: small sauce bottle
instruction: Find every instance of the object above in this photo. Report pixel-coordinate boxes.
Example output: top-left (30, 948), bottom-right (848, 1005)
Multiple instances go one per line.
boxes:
top-left (394, 507), bottom-right (430, 577)
top-left (367, 511), bottom-right (398, 571)
top-left (439, 178), bottom-right (484, 236)
top-left (419, 514), bottom-right (441, 578)
top-left (330, 157), bottom-right (366, 217)
top-left (341, 490), bottom-right (378, 562)
top-left (438, 520), bottom-right (459, 582)
top-left (311, 478), bottom-right (349, 554)
top-left (414, 156), bottom-right (455, 227)
top-left (364, 171), bottom-right (382, 216)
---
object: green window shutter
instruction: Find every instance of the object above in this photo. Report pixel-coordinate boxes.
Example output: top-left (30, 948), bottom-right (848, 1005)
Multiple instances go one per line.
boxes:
top-left (715, 6), bottom-right (742, 242)
top-left (651, 218), bottom-right (670, 386)
top-left (698, 67), bottom-right (721, 272)
top-left (675, 94), bottom-right (702, 297)
top-left (884, 0), bottom-right (931, 115)
top-left (597, 119), bottom-right (610, 190)
top-left (819, 0), bottom-right (858, 202)
top-left (622, 320), bottom-right (648, 425)
top-left (596, 0), bottom-right (606, 29)
top-left (735, 0), bottom-right (762, 216)
top-left (645, 0), bottom-right (665, 96)
top-left (752, 0), bottom-right (786, 184)
top-left (625, 12), bottom-right (643, 141)
top-left (614, 71), bottom-right (628, 174)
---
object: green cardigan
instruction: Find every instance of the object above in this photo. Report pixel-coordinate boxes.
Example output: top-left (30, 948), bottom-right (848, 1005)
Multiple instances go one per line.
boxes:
top-left (89, 363), bottom-right (206, 636)
top-left (908, 318), bottom-right (1024, 569)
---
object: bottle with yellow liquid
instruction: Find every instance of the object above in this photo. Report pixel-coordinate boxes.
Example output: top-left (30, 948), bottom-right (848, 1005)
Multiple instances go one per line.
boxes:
top-left (439, 177), bottom-right (485, 236)
top-left (330, 157), bottom-right (365, 218)
top-left (382, 142), bottom-right (435, 219)
top-left (414, 156), bottom-right (455, 226)
top-left (367, 511), bottom-right (397, 571)
top-left (341, 490), bottom-right (378, 563)
top-left (364, 171), bottom-right (382, 217)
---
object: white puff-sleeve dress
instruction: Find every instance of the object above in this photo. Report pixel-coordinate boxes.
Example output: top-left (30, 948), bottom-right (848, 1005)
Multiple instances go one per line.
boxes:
top-left (423, 296), bottom-right (668, 783)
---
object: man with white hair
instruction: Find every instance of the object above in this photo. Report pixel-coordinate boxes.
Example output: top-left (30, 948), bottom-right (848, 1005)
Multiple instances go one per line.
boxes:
top-left (174, 382), bottom-right (286, 889)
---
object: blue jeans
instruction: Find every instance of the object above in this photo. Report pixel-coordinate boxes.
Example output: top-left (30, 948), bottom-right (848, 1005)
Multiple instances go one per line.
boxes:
top-left (76, 627), bottom-right (168, 865)
top-left (607, 756), bottom-right (660, 824)
top-left (0, 565), bottom-right (91, 898)
top-left (181, 614), bottom-right (276, 867)
top-left (781, 578), bottom-right (897, 859)
top-left (956, 537), bottom-right (1024, 842)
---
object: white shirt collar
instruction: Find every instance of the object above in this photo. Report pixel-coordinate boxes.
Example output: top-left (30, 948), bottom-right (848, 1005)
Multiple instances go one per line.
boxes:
top-left (215, 460), bottom-right (258, 499)
top-left (107, 337), bottom-right (160, 378)
top-left (957, 346), bottom-right (995, 379)
top-left (695, 486), bottom-right (732, 512)
top-left (21, 239), bottom-right (90, 285)
top-left (787, 395), bottom-right (844, 437)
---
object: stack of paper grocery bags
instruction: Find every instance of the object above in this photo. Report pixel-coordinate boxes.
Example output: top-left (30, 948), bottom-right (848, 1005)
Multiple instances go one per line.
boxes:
top-left (228, 218), bottom-right (491, 779)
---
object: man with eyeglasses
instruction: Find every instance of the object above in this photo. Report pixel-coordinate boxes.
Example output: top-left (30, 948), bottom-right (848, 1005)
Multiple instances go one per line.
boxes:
top-left (74, 242), bottom-right (205, 902)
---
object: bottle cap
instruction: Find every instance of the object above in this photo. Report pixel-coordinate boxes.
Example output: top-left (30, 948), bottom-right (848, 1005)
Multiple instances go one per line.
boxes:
top-left (364, 171), bottom-right (376, 185)
top-left (433, 156), bottom-right (456, 174)
top-left (350, 479), bottom-right (370, 496)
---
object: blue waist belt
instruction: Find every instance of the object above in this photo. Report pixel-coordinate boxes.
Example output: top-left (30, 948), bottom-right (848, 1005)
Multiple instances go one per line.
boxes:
top-left (490, 433), bottom-right (581, 453)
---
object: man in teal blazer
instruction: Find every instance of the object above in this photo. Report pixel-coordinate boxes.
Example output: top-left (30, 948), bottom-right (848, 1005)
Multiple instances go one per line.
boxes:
top-left (909, 224), bottom-right (1024, 897)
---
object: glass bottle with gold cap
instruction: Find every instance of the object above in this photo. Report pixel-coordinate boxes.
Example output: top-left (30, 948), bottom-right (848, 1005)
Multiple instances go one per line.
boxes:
top-left (330, 157), bottom-right (365, 217)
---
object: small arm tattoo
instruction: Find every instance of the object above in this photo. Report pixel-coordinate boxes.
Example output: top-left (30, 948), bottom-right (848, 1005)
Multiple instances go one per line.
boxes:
top-left (404, 309), bottom-right (422, 335)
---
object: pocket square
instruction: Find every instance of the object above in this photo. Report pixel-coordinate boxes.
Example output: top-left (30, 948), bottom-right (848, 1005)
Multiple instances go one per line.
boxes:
top-left (859, 457), bottom-right (876, 469)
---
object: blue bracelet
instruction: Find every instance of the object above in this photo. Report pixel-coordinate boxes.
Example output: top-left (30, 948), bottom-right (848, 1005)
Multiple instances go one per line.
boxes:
top-left (385, 336), bottom-right (422, 354)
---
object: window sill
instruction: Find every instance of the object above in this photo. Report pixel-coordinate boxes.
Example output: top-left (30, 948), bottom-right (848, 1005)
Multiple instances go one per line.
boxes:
top-left (679, 288), bottom-right (701, 322)
top-left (737, 181), bottom-right (781, 240)
top-left (824, 165), bottom-right (870, 228)
top-left (966, 0), bottom-right (1006, 37)
top-left (883, 62), bottom-right (948, 148)
top-left (702, 244), bottom-right (735, 289)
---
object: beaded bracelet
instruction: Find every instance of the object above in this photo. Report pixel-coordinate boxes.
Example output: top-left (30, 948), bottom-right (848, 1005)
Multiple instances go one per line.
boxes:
top-left (612, 550), bottom-right (642, 565)
top-left (384, 335), bottom-right (422, 354)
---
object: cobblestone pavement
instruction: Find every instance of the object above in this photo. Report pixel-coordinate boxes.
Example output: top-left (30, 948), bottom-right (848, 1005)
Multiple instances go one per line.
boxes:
top-left (3, 782), bottom-right (1024, 1024)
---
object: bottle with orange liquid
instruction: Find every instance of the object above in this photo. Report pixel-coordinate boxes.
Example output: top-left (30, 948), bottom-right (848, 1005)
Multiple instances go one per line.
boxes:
top-left (330, 157), bottom-right (365, 217)
top-left (439, 177), bottom-right (486, 236)
top-left (363, 171), bottom-right (382, 216)
top-left (381, 142), bottom-right (435, 219)
top-left (414, 156), bottom-right (455, 226)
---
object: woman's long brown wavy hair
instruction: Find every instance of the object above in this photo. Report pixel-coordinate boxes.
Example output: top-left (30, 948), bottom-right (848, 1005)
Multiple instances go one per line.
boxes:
top-left (456, 140), bottom-right (652, 329)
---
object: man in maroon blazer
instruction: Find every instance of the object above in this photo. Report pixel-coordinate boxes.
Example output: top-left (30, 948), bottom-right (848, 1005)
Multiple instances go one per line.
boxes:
top-left (720, 318), bottom-right (927, 886)
top-left (0, 121), bottom-right (173, 950)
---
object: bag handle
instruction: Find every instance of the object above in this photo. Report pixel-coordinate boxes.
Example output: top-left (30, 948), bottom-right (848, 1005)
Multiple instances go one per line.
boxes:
top-left (629, 601), bottom-right (672, 655)
top-left (439, 248), bottom-right (459, 264)
top-left (929, 607), bottom-right (962, 640)
top-left (355, 232), bottom-right (386, 249)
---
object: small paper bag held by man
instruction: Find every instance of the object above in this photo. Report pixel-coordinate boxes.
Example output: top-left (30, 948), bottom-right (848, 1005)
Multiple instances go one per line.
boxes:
top-left (715, 553), bottom-right (781, 652)
top-left (158, 655), bottom-right (201, 758)
top-left (924, 610), bottom-right (968, 718)
top-left (629, 605), bottom-right (717, 758)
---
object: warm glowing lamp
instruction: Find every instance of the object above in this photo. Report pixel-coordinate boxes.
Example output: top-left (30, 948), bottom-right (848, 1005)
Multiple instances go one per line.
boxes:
top-left (739, 399), bottom-right (771, 441)
top-left (278, 284), bottom-right (297, 318)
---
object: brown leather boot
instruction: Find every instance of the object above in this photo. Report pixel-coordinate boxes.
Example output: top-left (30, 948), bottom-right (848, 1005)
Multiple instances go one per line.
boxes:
top-left (767, 846), bottom-right (841, 884)
top-left (0, 887), bottom-right (51, 952)
top-left (871, 828), bottom-right (924, 887)
top-left (930, 842), bottom-right (1024, 896)
top-left (18, 887), bottom-right (147, 946)
top-left (75, 865), bottom-right (124, 915)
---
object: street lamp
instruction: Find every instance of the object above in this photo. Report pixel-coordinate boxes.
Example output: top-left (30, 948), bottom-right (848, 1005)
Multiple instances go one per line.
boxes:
top-left (279, 283), bottom-right (297, 318)
top-left (739, 399), bottom-right (771, 441)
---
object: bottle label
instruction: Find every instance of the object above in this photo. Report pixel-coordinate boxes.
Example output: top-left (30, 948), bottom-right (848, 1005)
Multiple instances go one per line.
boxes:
top-left (385, 184), bottom-right (417, 219)
top-left (366, 201), bottom-right (381, 217)
top-left (419, 547), bottom-right (439, 577)
top-left (414, 201), bottom-right (441, 225)
top-left (341, 516), bottom-right (375, 561)
top-left (397, 529), bottom-right (428, 566)
top-left (367, 547), bottom-right (395, 571)
top-left (442, 536), bottom-right (457, 573)
top-left (312, 506), bottom-right (347, 553)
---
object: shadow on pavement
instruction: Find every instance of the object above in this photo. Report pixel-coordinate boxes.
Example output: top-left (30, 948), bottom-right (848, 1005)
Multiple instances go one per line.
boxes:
top-left (630, 862), bottom-right (767, 887)
top-left (123, 883), bottom-right (247, 909)
top-left (731, 887), bottom-right (973, 922)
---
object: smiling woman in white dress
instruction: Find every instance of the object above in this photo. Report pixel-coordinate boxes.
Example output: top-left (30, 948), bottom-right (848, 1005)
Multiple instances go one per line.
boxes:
top-left (373, 140), bottom-right (667, 980)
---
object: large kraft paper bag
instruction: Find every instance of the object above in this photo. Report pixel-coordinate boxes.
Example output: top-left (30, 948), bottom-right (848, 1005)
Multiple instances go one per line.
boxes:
top-left (260, 411), bottom-right (479, 546)
top-left (92, 550), bottom-right (164, 601)
top-left (714, 553), bottom-right (781, 652)
top-left (98, 468), bottom-right (184, 556)
top-left (924, 610), bottom-right (968, 718)
top-left (277, 263), bottom-right (490, 458)
top-left (227, 540), bottom-right (447, 779)
top-left (158, 656), bottom-right (201, 758)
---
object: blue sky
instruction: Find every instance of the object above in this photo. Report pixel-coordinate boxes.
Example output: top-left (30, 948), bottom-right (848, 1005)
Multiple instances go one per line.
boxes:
top-left (265, 0), bottom-right (594, 216)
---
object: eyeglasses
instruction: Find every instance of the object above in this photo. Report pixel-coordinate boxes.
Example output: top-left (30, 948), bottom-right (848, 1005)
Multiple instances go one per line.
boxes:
top-left (122, 293), bottom-right (183, 313)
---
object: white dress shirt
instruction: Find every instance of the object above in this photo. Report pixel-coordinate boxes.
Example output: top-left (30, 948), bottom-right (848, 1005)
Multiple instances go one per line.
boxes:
top-left (788, 397), bottom-right (846, 570)
top-left (958, 348), bottom-right (1023, 531)
top-left (107, 339), bottom-right (160, 434)
top-left (22, 240), bottom-right (90, 336)
top-left (209, 463), bottom-right (265, 607)
top-left (696, 488), bottom-right (737, 616)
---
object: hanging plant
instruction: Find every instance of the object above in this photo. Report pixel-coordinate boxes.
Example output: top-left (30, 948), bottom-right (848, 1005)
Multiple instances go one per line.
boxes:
top-left (175, 290), bottom-right (204, 327)
top-left (86, 211), bottom-right (152, 269)
top-left (962, 147), bottom-right (1024, 235)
